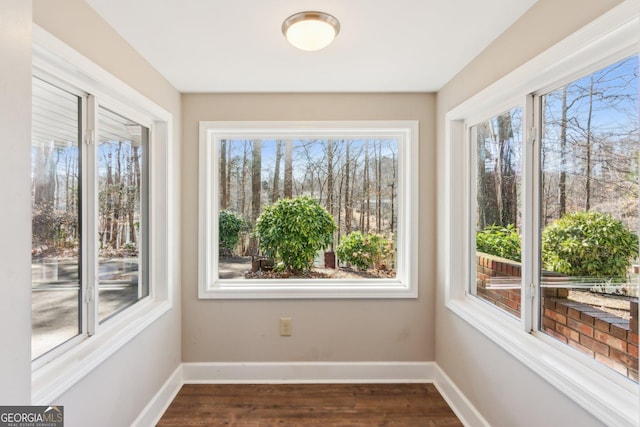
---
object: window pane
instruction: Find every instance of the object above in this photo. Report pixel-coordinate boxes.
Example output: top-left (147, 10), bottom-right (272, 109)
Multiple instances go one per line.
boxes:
top-left (31, 78), bottom-right (82, 359)
top-left (471, 107), bottom-right (523, 319)
top-left (217, 138), bottom-right (398, 280)
top-left (540, 56), bottom-right (639, 381)
top-left (97, 107), bottom-right (149, 322)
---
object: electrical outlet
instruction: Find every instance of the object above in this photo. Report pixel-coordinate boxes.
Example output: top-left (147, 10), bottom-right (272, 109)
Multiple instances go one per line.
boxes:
top-left (279, 317), bottom-right (292, 336)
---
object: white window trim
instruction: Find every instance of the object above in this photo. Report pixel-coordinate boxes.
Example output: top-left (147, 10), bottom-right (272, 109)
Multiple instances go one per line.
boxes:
top-left (444, 2), bottom-right (640, 426)
top-left (198, 120), bottom-right (419, 299)
top-left (31, 26), bottom-right (174, 404)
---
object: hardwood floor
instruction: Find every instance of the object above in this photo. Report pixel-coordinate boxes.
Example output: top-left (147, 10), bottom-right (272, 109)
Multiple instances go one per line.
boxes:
top-left (157, 383), bottom-right (463, 426)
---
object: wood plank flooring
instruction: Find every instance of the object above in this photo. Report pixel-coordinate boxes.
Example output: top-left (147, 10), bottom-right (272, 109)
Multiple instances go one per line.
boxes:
top-left (157, 383), bottom-right (463, 426)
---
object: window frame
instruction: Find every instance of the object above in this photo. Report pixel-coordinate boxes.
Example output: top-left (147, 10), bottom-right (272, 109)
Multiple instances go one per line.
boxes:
top-left (444, 2), bottom-right (639, 426)
top-left (198, 120), bottom-right (419, 299)
top-left (31, 25), bottom-right (174, 404)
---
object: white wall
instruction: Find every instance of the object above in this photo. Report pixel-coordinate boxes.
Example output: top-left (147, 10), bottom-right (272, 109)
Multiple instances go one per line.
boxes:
top-left (435, 0), bottom-right (624, 426)
top-left (29, 1), bottom-right (182, 426)
top-left (181, 93), bottom-right (436, 363)
top-left (0, 0), bottom-right (32, 405)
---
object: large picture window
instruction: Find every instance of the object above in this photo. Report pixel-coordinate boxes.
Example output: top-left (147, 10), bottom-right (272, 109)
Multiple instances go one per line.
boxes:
top-left (199, 121), bottom-right (419, 299)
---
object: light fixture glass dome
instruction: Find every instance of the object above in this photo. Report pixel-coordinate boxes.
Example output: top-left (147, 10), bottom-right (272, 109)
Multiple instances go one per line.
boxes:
top-left (282, 11), bottom-right (340, 51)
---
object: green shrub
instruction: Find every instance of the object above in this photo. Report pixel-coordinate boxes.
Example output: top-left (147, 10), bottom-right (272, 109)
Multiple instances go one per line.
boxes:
top-left (336, 231), bottom-right (395, 270)
top-left (255, 196), bottom-right (336, 273)
top-left (542, 211), bottom-right (638, 278)
top-left (476, 224), bottom-right (521, 262)
top-left (219, 210), bottom-right (246, 256)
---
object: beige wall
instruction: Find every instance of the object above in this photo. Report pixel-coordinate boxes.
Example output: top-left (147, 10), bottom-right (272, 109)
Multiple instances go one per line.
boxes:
top-left (182, 93), bottom-right (436, 362)
top-left (436, 0), bottom-right (623, 426)
top-left (32, 1), bottom-right (182, 426)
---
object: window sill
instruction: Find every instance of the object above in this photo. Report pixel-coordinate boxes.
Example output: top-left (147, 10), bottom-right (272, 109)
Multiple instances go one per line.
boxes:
top-left (199, 278), bottom-right (418, 299)
top-left (31, 298), bottom-right (171, 404)
top-left (446, 295), bottom-right (639, 427)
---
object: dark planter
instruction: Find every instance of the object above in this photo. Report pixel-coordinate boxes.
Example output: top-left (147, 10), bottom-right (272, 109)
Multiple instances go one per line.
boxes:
top-left (324, 251), bottom-right (336, 269)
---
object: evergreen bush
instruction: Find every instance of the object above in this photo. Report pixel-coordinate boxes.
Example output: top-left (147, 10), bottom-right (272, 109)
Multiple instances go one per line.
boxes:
top-left (336, 231), bottom-right (395, 270)
top-left (476, 224), bottom-right (521, 262)
top-left (218, 209), bottom-right (246, 256)
top-left (542, 211), bottom-right (638, 278)
top-left (255, 196), bottom-right (336, 273)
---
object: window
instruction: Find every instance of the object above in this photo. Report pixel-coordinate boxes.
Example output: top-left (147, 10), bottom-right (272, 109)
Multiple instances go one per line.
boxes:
top-left (445, 3), bottom-right (639, 426)
top-left (470, 107), bottom-right (523, 319)
top-left (538, 56), bottom-right (639, 379)
top-left (31, 79), bottom-right (150, 360)
top-left (199, 121), bottom-right (419, 299)
top-left (32, 78), bottom-right (149, 359)
top-left (31, 27), bottom-right (173, 404)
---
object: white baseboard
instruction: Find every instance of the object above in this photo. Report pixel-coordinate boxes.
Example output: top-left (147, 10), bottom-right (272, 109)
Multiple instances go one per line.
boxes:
top-left (131, 364), bottom-right (183, 427)
top-left (182, 361), bottom-right (435, 384)
top-left (133, 362), bottom-right (487, 427)
top-left (433, 364), bottom-right (491, 427)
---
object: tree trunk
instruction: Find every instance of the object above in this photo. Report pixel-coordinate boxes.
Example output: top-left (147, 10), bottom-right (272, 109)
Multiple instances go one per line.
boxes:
top-left (284, 140), bottom-right (293, 198)
top-left (376, 140), bottom-right (382, 233)
top-left (249, 140), bottom-right (262, 255)
top-left (220, 139), bottom-right (228, 209)
top-left (559, 87), bottom-right (568, 217)
top-left (364, 140), bottom-right (370, 232)
top-left (585, 76), bottom-right (594, 212)
top-left (344, 141), bottom-right (351, 232)
top-left (272, 140), bottom-right (282, 203)
top-left (227, 140), bottom-right (232, 209)
top-left (241, 141), bottom-right (248, 218)
top-left (327, 140), bottom-right (334, 215)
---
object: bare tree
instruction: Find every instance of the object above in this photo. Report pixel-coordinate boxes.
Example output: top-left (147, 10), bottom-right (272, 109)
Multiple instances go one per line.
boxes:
top-left (284, 140), bottom-right (293, 198)
top-left (220, 139), bottom-right (228, 209)
top-left (272, 140), bottom-right (282, 203)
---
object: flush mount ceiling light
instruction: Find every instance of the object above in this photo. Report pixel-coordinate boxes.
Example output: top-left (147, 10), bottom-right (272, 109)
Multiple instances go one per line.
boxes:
top-left (282, 11), bottom-right (340, 51)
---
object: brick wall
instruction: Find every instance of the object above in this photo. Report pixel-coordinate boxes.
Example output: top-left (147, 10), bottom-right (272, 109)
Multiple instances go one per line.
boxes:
top-left (543, 296), bottom-right (639, 381)
top-left (476, 253), bottom-right (639, 381)
top-left (475, 254), bottom-right (521, 318)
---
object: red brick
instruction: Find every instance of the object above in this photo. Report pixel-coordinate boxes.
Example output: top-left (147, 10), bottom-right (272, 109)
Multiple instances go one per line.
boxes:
top-left (595, 353), bottom-right (628, 376)
top-left (610, 324), bottom-right (630, 341)
top-left (581, 335), bottom-right (610, 356)
top-left (544, 308), bottom-right (566, 325)
top-left (543, 317), bottom-right (556, 330)
top-left (556, 323), bottom-right (580, 342)
top-left (579, 311), bottom-right (596, 325)
top-left (628, 332), bottom-right (638, 345)
top-left (594, 331), bottom-right (627, 352)
top-left (609, 348), bottom-right (638, 370)
top-left (544, 328), bottom-right (568, 344)
top-left (628, 368), bottom-right (639, 381)
top-left (594, 319), bottom-right (611, 333)
top-left (567, 318), bottom-right (593, 337)
top-left (566, 307), bottom-right (581, 320)
top-left (543, 298), bottom-right (556, 309)
top-left (554, 302), bottom-right (568, 315)
top-left (568, 339), bottom-right (594, 357)
top-left (628, 344), bottom-right (638, 358)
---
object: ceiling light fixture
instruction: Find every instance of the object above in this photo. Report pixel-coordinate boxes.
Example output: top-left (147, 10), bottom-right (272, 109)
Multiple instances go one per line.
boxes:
top-left (282, 11), bottom-right (340, 51)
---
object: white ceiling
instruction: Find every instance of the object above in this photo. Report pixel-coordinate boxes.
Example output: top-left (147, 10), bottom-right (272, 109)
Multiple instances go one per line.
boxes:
top-left (85, 0), bottom-right (537, 93)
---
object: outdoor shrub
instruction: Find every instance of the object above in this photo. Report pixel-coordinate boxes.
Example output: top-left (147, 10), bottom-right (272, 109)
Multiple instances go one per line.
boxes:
top-left (219, 209), bottom-right (246, 256)
top-left (255, 196), bottom-right (336, 273)
top-left (476, 224), bottom-right (521, 262)
top-left (542, 211), bottom-right (638, 278)
top-left (337, 231), bottom-right (395, 270)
